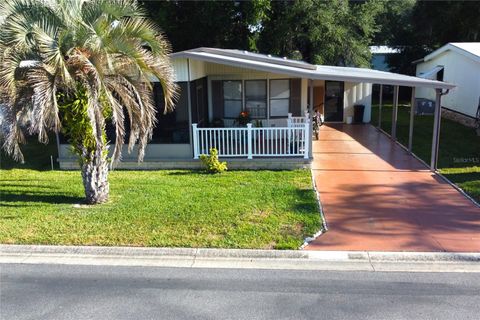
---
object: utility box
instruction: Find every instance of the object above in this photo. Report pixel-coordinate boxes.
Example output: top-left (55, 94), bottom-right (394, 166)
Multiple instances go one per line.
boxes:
top-left (415, 98), bottom-right (435, 115)
top-left (354, 104), bottom-right (365, 123)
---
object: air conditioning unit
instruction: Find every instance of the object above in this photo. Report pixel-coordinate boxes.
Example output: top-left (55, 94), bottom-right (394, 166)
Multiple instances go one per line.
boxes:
top-left (415, 98), bottom-right (435, 115)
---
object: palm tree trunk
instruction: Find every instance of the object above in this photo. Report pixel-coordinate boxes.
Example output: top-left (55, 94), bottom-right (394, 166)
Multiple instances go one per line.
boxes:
top-left (81, 145), bottom-right (109, 204)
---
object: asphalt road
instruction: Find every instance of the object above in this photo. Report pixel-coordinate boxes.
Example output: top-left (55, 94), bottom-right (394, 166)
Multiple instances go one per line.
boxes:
top-left (1, 264), bottom-right (479, 320)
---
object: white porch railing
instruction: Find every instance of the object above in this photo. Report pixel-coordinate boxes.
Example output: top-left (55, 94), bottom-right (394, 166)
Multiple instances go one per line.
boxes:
top-left (192, 116), bottom-right (310, 160)
top-left (287, 112), bottom-right (309, 128)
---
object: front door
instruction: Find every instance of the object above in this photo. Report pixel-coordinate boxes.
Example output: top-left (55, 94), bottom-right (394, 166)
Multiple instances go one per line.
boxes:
top-left (324, 81), bottom-right (344, 122)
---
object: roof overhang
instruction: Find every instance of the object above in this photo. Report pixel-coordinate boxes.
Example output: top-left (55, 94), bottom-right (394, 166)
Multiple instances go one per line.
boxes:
top-left (422, 43), bottom-right (480, 64)
top-left (171, 48), bottom-right (455, 90)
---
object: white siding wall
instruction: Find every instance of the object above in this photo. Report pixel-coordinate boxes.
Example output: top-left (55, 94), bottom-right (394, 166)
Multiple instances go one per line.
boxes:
top-left (59, 144), bottom-right (192, 161)
top-left (343, 82), bottom-right (372, 123)
top-left (205, 62), bottom-right (293, 79)
top-left (189, 59), bottom-right (206, 80)
top-left (416, 51), bottom-right (480, 117)
top-left (171, 58), bottom-right (207, 81)
top-left (172, 58), bottom-right (188, 82)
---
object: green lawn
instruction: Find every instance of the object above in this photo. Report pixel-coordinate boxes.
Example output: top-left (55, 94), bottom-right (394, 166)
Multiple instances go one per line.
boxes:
top-left (0, 169), bottom-right (322, 249)
top-left (371, 105), bottom-right (480, 202)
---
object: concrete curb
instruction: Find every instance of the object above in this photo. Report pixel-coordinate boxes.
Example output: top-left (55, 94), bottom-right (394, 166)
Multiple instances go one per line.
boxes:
top-left (298, 168), bottom-right (328, 249)
top-left (1, 245), bottom-right (479, 272)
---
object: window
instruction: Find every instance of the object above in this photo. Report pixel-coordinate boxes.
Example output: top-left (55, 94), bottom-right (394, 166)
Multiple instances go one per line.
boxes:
top-left (151, 82), bottom-right (189, 143)
top-left (245, 80), bottom-right (267, 118)
top-left (270, 79), bottom-right (290, 117)
top-left (223, 81), bottom-right (242, 118)
top-left (437, 68), bottom-right (444, 81)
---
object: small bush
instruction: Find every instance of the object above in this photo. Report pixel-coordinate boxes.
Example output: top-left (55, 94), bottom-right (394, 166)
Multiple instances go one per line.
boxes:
top-left (200, 148), bottom-right (228, 173)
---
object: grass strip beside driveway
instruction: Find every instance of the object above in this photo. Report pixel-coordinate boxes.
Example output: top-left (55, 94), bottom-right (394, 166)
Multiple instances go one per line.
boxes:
top-left (0, 169), bottom-right (322, 250)
top-left (371, 105), bottom-right (480, 203)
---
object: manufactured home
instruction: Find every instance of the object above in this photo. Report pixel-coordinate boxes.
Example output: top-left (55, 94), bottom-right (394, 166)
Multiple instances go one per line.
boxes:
top-left (57, 47), bottom-right (454, 169)
top-left (415, 42), bottom-right (480, 126)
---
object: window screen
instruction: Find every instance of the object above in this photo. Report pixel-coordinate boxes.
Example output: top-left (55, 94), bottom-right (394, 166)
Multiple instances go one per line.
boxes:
top-left (151, 82), bottom-right (189, 143)
top-left (245, 80), bottom-right (267, 118)
top-left (270, 79), bottom-right (290, 117)
top-left (223, 81), bottom-right (242, 118)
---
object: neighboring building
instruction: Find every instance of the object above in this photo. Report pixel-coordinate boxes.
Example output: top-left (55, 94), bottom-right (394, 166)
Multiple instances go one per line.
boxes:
top-left (415, 42), bottom-right (480, 124)
top-left (56, 47), bottom-right (454, 169)
top-left (370, 46), bottom-right (400, 72)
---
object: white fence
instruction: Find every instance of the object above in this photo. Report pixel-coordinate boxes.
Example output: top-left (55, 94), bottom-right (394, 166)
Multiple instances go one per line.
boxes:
top-left (192, 116), bottom-right (310, 160)
top-left (287, 112), bottom-right (309, 128)
top-left (222, 113), bottom-right (309, 128)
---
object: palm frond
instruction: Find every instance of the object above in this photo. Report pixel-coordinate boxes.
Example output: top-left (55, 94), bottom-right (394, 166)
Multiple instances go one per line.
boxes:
top-left (27, 65), bottom-right (60, 142)
top-left (1, 0), bottom-right (178, 165)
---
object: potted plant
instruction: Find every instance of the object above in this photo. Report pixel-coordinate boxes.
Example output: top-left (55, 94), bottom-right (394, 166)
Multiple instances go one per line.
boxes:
top-left (234, 111), bottom-right (251, 127)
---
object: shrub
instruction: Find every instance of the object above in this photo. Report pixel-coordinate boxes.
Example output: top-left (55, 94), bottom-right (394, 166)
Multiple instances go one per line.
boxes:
top-left (200, 148), bottom-right (228, 173)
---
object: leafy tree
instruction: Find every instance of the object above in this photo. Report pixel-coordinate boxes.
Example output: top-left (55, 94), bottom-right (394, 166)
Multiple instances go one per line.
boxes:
top-left (374, 0), bottom-right (480, 74)
top-left (141, 0), bottom-right (270, 52)
top-left (258, 0), bottom-right (383, 67)
top-left (373, 0), bottom-right (416, 46)
top-left (0, 0), bottom-right (177, 204)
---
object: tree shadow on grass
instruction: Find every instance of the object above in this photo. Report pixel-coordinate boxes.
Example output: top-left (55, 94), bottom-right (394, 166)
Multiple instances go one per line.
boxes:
top-left (0, 183), bottom-right (59, 190)
top-left (0, 190), bottom-right (84, 205)
top-left (166, 170), bottom-right (208, 176)
top-left (289, 188), bottom-right (320, 214)
top-left (441, 171), bottom-right (480, 184)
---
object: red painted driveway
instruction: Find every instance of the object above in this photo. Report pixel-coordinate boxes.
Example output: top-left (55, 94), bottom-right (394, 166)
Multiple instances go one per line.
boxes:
top-left (306, 124), bottom-right (480, 252)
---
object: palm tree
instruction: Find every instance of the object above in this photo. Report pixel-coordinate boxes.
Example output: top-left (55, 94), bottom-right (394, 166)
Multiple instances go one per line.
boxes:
top-left (0, 0), bottom-right (178, 204)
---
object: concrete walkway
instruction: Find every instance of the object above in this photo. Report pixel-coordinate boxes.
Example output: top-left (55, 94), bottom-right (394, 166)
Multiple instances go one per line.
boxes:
top-left (307, 124), bottom-right (480, 252)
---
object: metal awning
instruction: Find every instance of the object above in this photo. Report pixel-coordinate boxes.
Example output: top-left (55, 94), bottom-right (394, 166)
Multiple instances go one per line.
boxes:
top-left (418, 65), bottom-right (444, 80)
top-left (170, 47), bottom-right (456, 90)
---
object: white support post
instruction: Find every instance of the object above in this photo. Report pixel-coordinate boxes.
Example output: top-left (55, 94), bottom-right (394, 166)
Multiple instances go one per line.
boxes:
top-left (287, 113), bottom-right (292, 127)
top-left (408, 87), bottom-right (416, 152)
top-left (192, 123), bottom-right (199, 159)
top-left (187, 58), bottom-right (194, 156)
top-left (308, 79), bottom-right (314, 159)
top-left (378, 85), bottom-right (383, 129)
top-left (391, 85), bottom-right (399, 140)
top-left (430, 89), bottom-right (442, 171)
top-left (247, 123), bottom-right (253, 159)
top-left (304, 120), bottom-right (310, 159)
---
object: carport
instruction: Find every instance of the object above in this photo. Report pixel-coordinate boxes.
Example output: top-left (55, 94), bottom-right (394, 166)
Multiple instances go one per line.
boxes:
top-left (308, 67), bottom-right (456, 171)
top-left (301, 65), bottom-right (480, 252)
top-left (302, 63), bottom-right (456, 171)
top-left (307, 124), bottom-right (480, 252)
